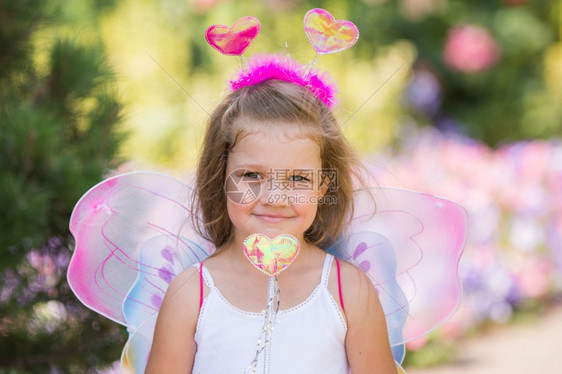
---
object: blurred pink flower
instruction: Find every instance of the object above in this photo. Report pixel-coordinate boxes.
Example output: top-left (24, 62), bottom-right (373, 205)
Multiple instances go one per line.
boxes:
top-left (405, 335), bottom-right (429, 351)
top-left (370, 128), bottom-right (561, 336)
top-left (510, 254), bottom-right (552, 298)
top-left (440, 303), bottom-right (476, 339)
top-left (443, 25), bottom-right (501, 73)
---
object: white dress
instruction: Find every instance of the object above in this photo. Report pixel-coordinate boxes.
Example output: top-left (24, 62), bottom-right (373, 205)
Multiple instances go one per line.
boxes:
top-left (192, 254), bottom-right (349, 373)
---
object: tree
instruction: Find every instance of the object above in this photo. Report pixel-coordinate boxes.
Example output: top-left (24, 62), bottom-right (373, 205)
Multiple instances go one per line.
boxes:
top-left (0, 0), bottom-right (127, 371)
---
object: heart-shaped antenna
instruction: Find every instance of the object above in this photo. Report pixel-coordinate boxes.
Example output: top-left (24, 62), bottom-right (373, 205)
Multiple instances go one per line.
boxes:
top-left (205, 16), bottom-right (260, 56)
top-left (304, 8), bottom-right (359, 55)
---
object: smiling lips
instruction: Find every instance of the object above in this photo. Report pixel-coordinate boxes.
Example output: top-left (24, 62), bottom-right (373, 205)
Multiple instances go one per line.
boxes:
top-left (253, 213), bottom-right (292, 223)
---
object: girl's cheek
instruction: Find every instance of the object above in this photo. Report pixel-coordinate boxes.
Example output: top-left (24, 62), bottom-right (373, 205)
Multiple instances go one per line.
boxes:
top-left (289, 190), bottom-right (325, 206)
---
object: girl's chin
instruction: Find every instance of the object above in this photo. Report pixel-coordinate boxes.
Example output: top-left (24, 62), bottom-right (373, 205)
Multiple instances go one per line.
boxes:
top-left (237, 227), bottom-right (300, 240)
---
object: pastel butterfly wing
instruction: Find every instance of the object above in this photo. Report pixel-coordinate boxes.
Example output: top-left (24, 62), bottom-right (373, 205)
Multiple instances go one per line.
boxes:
top-left (330, 187), bottom-right (468, 346)
top-left (122, 235), bottom-right (210, 330)
top-left (67, 171), bottom-right (213, 327)
top-left (67, 173), bottom-right (466, 371)
top-left (121, 314), bottom-right (157, 374)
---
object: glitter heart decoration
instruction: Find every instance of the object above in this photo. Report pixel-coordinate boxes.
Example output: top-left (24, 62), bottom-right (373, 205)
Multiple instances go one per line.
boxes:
top-left (243, 234), bottom-right (300, 277)
top-left (205, 16), bottom-right (260, 56)
top-left (304, 8), bottom-right (359, 55)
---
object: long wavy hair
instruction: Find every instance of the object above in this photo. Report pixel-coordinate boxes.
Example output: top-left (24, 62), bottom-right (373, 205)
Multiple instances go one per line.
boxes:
top-left (191, 80), bottom-right (367, 250)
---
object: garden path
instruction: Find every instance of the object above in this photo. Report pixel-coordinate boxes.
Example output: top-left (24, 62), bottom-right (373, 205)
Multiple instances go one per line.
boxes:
top-left (406, 303), bottom-right (562, 374)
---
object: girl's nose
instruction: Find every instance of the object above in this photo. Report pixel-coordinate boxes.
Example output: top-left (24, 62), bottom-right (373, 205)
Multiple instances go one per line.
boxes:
top-left (260, 178), bottom-right (290, 206)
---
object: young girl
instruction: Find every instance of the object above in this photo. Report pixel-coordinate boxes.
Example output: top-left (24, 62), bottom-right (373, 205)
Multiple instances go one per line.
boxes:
top-left (144, 67), bottom-right (399, 373)
top-left (65, 10), bottom-right (467, 373)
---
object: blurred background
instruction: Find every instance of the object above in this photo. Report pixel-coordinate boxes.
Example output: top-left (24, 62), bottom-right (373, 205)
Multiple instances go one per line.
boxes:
top-left (1, 0), bottom-right (561, 372)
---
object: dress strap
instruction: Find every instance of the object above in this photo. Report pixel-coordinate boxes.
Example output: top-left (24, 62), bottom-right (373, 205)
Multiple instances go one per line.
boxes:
top-left (321, 254), bottom-right (345, 312)
top-left (199, 262), bottom-right (204, 311)
top-left (320, 254), bottom-right (335, 286)
top-left (197, 262), bottom-right (215, 311)
top-left (335, 258), bottom-right (345, 313)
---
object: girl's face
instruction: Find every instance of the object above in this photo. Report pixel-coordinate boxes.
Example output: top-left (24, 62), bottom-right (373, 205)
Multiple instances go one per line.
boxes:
top-left (225, 120), bottom-right (327, 244)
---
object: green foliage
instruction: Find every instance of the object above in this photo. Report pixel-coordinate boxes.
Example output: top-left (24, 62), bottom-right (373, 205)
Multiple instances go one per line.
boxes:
top-left (1, 0), bottom-right (560, 370)
top-left (402, 338), bottom-right (457, 368)
top-left (0, 0), bottom-right (127, 371)
top-left (359, 0), bottom-right (561, 145)
top-left (97, 0), bottom-right (561, 169)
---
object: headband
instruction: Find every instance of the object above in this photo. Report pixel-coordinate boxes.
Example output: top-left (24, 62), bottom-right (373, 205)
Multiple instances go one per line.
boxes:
top-left (205, 8), bottom-right (359, 107)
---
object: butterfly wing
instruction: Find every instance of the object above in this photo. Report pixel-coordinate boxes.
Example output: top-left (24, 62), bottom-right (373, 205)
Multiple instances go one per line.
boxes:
top-left (68, 173), bottom-right (465, 370)
top-left (67, 171), bottom-right (213, 327)
top-left (329, 187), bottom-right (468, 353)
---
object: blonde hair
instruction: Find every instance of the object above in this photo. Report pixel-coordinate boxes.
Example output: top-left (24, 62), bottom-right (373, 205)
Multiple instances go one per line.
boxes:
top-left (192, 80), bottom-right (367, 250)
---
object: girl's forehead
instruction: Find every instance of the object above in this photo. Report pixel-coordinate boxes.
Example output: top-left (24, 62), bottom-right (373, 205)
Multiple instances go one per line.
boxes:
top-left (231, 118), bottom-right (320, 145)
top-left (228, 121), bottom-right (322, 169)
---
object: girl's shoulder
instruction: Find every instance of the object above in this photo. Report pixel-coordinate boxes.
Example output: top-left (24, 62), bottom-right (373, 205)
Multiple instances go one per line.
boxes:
top-left (334, 258), bottom-right (373, 294)
top-left (146, 266), bottom-right (200, 372)
top-left (154, 266), bottom-right (203, 335)
top-left (163, 266), bottom-right (202, 307)
top-left (331, 258), bottom-right (380, 317)
top-left (334, 258), bottom-right (397, 372)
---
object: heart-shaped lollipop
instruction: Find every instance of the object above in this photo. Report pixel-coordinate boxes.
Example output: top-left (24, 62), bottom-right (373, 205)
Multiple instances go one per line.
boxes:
top-left (205, 16), bottom-right (260, 56)
top-left (243, 234), bottom-right (300, 277)
top-left (304, 8), bottom-right (359, 55)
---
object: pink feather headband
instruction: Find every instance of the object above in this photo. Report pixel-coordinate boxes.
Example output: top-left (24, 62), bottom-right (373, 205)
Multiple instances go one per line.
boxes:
top-left (205, 9), bottom-right (359, 108)
top-left (230, 54), bottom-right (337, 107)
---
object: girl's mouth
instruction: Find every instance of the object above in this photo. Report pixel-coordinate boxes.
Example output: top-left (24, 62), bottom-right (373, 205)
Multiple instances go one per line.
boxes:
top-left (253, 214), bottom-right (292, 223)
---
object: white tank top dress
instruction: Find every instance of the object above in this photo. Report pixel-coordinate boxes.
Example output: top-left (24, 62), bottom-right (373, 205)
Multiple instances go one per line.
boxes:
top-left (191, 254), bottom-right (349, 374)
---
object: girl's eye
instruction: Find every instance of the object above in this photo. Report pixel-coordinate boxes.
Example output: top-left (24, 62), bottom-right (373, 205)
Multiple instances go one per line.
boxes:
top-left (243, 171), bottom-right (261, 179)
top-left (289, 175), bottom-right (311, 182)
